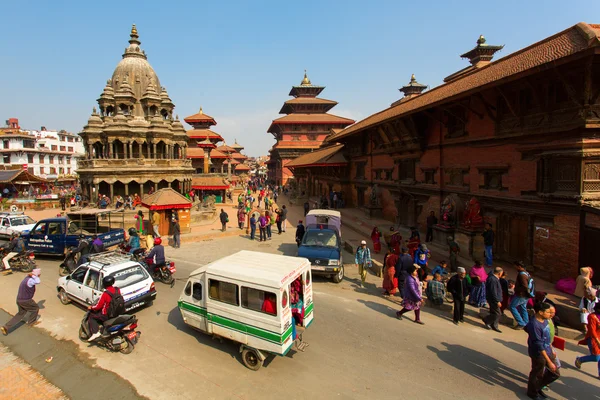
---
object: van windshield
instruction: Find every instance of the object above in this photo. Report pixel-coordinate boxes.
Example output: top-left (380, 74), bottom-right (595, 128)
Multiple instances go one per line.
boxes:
top-left (109, 265), bottom-right (149, 288)
top-left (302, 230), bottom-right (338, 248)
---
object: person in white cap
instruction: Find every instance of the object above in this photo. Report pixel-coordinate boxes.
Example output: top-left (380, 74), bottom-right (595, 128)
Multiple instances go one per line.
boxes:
top-left (1, 269), bottom-right (42, 335)
top-left (355, 240), bottom-right (372, 287)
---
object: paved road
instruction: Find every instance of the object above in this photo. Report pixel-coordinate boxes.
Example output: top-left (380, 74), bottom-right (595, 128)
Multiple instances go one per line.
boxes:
top-left (0, 203), bottom-right (598, 399)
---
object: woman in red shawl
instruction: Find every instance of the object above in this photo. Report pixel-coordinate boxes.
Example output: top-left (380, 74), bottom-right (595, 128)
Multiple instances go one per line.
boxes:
top-left (390, 231), bottom-right (402, 255)
top-left (383, 249), bottom-right (399, 296)
top-left (576, 301), bottom-right (600, 377)
top-left (371, 227), bottom-right (382, 254)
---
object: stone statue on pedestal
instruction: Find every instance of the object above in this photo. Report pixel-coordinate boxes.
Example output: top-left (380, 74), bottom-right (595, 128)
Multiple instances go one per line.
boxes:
top-left (461, 197), bottom-right (484, 229)
top-left (370, 184), bottom-right (380, 206)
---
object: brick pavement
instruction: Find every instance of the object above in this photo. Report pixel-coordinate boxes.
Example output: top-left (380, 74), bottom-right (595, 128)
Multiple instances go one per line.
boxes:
top-left (0, 344), bottom-right (66, 400)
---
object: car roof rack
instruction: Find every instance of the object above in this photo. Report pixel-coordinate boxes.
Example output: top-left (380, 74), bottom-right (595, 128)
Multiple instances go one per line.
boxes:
top-left (87, 250), bottom-right (132, 267)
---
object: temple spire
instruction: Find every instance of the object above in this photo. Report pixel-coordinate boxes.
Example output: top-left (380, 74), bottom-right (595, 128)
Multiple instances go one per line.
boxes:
top-left (301, 70), bottom-right (311, 86)
top-left (129, 24), bottom-right (140, 46)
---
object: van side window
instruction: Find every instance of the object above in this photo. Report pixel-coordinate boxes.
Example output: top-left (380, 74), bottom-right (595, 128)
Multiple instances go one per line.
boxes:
top-left (208, 279), bottom-right (239, 306)
top-left (242, 287), bottom-right (277, 316)
top-left (192, 283), bottom-right (203, 301)
top-left (184, 281), bottom-right (192, 296)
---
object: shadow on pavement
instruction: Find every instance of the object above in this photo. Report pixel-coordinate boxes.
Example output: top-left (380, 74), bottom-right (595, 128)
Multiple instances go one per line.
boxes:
top-left (277, 242), bottom-right (299, 257)
top-left (428, 342), bottom-right (527, 395)
top-left (356, 299), bottom-right (397, 318)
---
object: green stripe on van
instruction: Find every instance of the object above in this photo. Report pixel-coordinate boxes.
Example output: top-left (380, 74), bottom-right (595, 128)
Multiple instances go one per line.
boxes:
top-left (305, 302), bottom-right (314, 316)
top-left (178, 301), bottom-right (293, 346)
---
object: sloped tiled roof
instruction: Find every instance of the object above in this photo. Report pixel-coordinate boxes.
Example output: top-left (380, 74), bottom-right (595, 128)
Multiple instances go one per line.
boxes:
top-left (191, 175), bottom-right (229, 189)
top-left (235, 164), bottom-right (251, 171)
top-left (141, 188), bottom-right (191, 210)
top-left (271, 113), bottom-right (355, 125)
top-left (186, 148), bottom-right (207, 158)
top-left (274, 140), bottom-right (323, 149)
top-left (286, 143), bottom-right (346, 168)
top-left (184, 109), bottom-right (217, 125)
top-left (186, 129), bottom-right (223, 140)
top-left (327, 22), bottom-right (600, 142)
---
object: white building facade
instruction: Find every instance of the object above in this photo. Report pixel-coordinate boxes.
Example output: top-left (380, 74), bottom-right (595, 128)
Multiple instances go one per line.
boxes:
top-left (0, 129), bottom-right (84, 180)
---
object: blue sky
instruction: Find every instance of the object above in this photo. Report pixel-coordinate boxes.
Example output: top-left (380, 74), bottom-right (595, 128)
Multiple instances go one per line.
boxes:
top-left (1, 0), bottom-right (597, 157)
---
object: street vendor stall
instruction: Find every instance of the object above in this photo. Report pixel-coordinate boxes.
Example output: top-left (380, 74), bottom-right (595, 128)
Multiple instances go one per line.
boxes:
top-left (141, 188), bottom-right (192, 236)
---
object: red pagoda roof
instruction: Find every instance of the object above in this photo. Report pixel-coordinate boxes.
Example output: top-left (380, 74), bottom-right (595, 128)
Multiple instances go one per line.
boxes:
top-left (235, 164), bottom-right (251, 171)
top-left (184, 108), bottom-right (217, 125)
top-left (279, 97), bottom-right (338, 114)
top-left (231, 152), bottom-right (247, 160)
top-left (216, 144), bottom-right (235, 153)
top-left (209, 149), bottom-right (228, 158)
top-left (191, 175), bottom-right (229, 190)
top-left (186, 129), bottom-right (223, 141)
top-left (186, 148), bottom-right (207, 158)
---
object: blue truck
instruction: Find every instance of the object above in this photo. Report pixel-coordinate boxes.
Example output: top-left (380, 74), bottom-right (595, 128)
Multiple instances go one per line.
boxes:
top-left (297, 210), bottom-right (344, 283)
top-left (22, 209), bottom-right (125, 255)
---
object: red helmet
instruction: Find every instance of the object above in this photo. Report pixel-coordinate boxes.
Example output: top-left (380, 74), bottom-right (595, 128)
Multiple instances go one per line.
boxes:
top-left (154, 237), bottom-right (162, 246)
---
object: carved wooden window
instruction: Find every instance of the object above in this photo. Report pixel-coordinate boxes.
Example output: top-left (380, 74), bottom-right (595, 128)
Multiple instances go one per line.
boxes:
top-left (307, 134), bottom-right (317, 141)
top-left (553, 160), bottom-right (578, 192)
top-left (372, 170), bottom-right (380, 180)
top-left (480, 169), bottom-right (508, 191)
top-left (291, 135), bottom-right (300, 141)
top-left (355, 162), bottom-right (366, 179)
top-left (423, 169), bottom-right (436, 184)
top-left (583, 163), bottom-right (600, 192)
top-left (399, 159), bottom-right (416, 182)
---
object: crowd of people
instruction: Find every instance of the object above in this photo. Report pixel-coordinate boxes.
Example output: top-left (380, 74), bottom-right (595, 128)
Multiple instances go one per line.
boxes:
top-left (360, 223), bottom-right (599, 398)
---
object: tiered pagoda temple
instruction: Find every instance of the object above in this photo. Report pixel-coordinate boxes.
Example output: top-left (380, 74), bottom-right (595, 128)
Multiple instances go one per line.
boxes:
top-left (183, 108), bottom-right (249, 201)
top-left (266, 72), bottom-right (354, 186)
top-left (78, 25), bottom-right (194, 201)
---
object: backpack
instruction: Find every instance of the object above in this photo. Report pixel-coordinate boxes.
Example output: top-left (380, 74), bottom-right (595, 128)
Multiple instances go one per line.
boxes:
top-left (520, 271), bottom-right (535, 298)
top-left (106, 287), bottom-right (125, 318)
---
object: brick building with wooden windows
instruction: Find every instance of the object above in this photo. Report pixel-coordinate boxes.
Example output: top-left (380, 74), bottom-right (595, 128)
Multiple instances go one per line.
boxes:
top-left (292, 23), bottom-right (600, 281)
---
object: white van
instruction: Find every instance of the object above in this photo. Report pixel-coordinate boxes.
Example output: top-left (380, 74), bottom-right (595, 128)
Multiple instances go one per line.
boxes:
top-left (178, 250), bottom-right (313, 370)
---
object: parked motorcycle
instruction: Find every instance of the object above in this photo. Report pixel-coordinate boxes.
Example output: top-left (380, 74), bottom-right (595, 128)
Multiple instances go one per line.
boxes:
top-left (0, 247), bottom-right (36, 273)
top-left (79, 310), bottom-right (141, 354)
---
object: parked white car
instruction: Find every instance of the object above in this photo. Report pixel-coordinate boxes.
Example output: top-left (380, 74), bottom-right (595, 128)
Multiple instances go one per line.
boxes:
top-left (57, 251), bottom-right (156, 312)
top-left (0, 212), bottom-right (37, 239)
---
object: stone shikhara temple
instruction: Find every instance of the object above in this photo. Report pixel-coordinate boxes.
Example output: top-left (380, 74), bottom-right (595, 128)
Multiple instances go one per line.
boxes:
top-left (78, 25), bottom-right (194, 201)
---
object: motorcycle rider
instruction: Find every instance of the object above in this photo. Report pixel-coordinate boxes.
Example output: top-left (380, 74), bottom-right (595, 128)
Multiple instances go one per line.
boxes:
top-left (127, 228), bottom-right (140, 254)
top-left (146, 237), bottom-right (165, 274)
top-left (87, 275), bottom-right (118, 342)
top-left (90, 235), bottom-right (105, 254)
top-left (73, 234), bottom-right (91, 265)
top-left (2, 232), bottom-right (25, 275)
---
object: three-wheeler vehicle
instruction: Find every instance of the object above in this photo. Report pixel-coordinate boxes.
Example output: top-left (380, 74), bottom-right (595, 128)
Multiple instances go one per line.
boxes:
top-left (178, 250), bottom-right (313, 370)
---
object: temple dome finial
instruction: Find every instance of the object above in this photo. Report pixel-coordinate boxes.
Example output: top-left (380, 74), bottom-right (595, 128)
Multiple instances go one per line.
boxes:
top-left (301, 70), bottom-right (311, 86)
top-left (199, 106), bottom-right (203, 114)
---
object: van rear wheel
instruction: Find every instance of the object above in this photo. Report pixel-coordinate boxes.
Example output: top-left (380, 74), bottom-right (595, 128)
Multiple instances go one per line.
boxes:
top-left (241, 348), bottom-right (262, 371)
top-left (332, 265), bottom-right (344, 283)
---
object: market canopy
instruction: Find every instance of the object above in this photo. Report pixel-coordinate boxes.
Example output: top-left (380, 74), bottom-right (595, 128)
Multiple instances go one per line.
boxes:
top-left (141, 188), bottom-right (192, 210)
top-left (0, 169), bottom-right (48, 184)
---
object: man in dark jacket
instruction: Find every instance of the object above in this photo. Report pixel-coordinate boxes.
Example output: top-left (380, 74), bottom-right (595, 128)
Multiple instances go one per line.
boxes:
top-left (171, 216), bottom-right (181, 248)
top-left (483, 266), bottom-right (504, 332)
top-left (426, 211), bottom-right (437, 242)
top-left (395, 247), bottom-right (414, 292)
top-left (303, 201), bottom-right (310, 217)
top-left (219, 209), bottom-right (228, 232)
top-left (447, 267), bottom-right (469, 324)
top-left (295, 220), bottom-right (305, 247)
